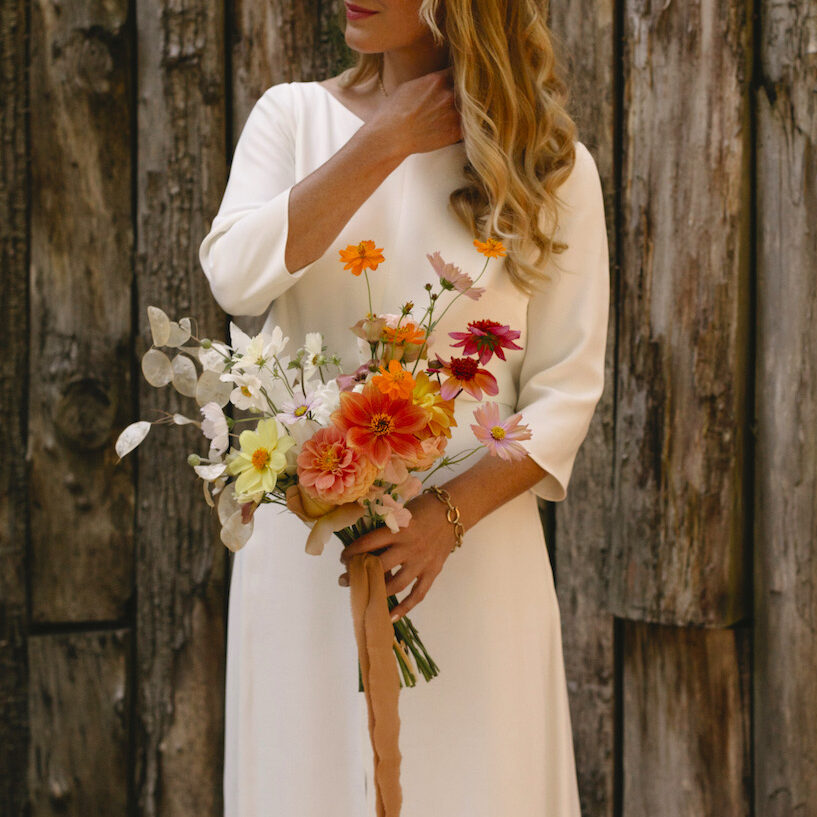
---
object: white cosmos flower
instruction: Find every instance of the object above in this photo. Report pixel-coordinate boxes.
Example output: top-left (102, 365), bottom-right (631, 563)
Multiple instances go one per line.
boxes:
top-left (232, 325), bottom-right (288, 376)
top-left (301, 332), bottom-right (324, 382)
top-left (200, 402), bottom-right (229, 457)
top-left (222, 371), bottom-right (268, 412)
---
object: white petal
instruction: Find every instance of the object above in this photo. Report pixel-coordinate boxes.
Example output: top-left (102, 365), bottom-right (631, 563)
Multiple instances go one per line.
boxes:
top-left (194, 462), bottom-right (227, 481)
top-left (141, 348), bottom-right (174, 387)
top-left (229, 321), bottom-right (253, 354)
top-left (147, 306), bottom-right (171, 346)
top-left (172, 413), bottom-right (197, 425)
top-left (217, 483), bottom-right (240, 525)
top-left (171, 354), bottom-right (199, 397)
top-left (115, 421), bottom-right (151, 459)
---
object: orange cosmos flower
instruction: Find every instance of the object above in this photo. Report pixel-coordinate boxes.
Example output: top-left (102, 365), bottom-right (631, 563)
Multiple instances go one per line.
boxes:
top-left (412, 372), bottom-right (457, 439)
top-left (338, 240), bottom-right (385, 276)
top-left (473, 237), bottom-right (506, 258)
top-left (373, 359), bottom-right (416, 400)
top-left (381, 322), bottom-right (426, 345)
top-left (332, 382), bottom-right (427, 468)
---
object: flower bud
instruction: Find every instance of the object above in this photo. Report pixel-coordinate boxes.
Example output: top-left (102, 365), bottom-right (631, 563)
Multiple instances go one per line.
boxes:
top-left (200, 338), bottom-right (212, 349)
top-left (187, 453), bottom-right (202, 467)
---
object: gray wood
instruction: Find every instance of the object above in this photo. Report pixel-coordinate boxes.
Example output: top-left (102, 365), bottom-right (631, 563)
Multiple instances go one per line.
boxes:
top-left (28, 630), bottom-right (131, 817)
top-left (0, 0), bottom-right (31, 812)
top-left (610, 0), bottom-right (753, 627)
top-left (754, 0), bottom-right (817, 811)
top-left (28, 0), bottom-right (134, 622)
top-left (134, 1), bottom-right (228, 813)
top-left (622, 621), bottom-right (751, 817)
top-left (548, 2), bottom-right (617, 814)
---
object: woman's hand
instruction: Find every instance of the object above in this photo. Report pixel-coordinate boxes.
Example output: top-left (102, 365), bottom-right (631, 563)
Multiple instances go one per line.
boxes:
top-left (338, 491), bottom-right (457, 621)
top-left (368, 67), bottom-right (462, 157)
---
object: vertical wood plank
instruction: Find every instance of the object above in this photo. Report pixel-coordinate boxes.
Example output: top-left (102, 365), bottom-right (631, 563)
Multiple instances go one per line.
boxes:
top-left (622, 621), bottom-right (751, 817)
top-left (0, 0), bottom-right (30, 812)
top-left (611, 0), bottom-right (753, 627)
top-left (27, 630), bottom-right (131, 817)
top-left (754, 0), bottom-right (817, 811)
top-left (548, 1), bottom-right (617, 814)
top-left (28, 0), bottom-right (134, 622)
top-left (134, 1), bottom-right (227, 813)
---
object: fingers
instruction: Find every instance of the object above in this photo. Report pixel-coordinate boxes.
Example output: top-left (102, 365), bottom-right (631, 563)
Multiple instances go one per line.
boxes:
top-left (389, 574), bottom-right (432, 622)
top-left (384, 566), bottom-right (416, 596)
top-left (340, 526), bottom-right (392, 563)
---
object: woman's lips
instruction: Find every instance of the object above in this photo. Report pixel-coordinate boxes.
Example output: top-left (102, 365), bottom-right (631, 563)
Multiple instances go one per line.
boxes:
top-left (345, 2), bottom-right (377, 20)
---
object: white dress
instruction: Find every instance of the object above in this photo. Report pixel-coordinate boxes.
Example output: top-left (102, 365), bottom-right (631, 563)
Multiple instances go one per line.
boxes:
top-left (199, 80), bottom-right (609, 817)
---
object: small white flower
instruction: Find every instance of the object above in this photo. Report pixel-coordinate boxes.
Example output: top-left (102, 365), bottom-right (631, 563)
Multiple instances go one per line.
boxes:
top-left (233, 326), bottom-right (288, 375)
top-left (277, 395), bottom-right (315, 425)
top-left (221, 371), bottom-right (268, 412)
top-left (200, 402), bottom-right (229, 457)
top-left (309, 380), bottom-right (340, 424)
top-left (301, 332), bottom-right (324, 382)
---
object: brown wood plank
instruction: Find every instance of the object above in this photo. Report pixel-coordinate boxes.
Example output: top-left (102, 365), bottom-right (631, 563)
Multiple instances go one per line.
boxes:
top-left (133, 1), bottom-right (227, 813)
top-left (28, 0), bottom-right (134, 622)
top-left (622, 621), bottom-right (751, 817)
top-left (548, 1), bottom-right (617, 814)
top-left (0, 0), bottom-right (31, 812)
top-left (610, 0), bottom-right (753, 627)
top-left (27, 630), bottom-right (131, 817)
top-left (754, 0), bottom-right (817, 810)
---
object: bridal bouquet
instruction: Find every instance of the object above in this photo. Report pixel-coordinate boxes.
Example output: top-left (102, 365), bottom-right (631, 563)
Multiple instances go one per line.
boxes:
top-left (116, 237), bottom-right (532, 687)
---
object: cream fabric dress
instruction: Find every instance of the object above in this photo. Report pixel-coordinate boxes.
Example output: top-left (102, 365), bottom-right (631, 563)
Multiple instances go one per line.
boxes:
top-left (199, 80), bottom-right (609, 817)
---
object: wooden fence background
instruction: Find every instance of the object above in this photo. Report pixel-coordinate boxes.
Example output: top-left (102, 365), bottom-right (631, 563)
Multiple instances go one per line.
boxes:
top-left (1, 0), bottom-right (815, 814)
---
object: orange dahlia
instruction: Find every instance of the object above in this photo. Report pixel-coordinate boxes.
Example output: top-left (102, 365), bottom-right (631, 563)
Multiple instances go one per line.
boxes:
top-left (332, 382), bottom-right (427, 468)
top-left (338, 240), bottom-right (385, 276)
top-left (411, 371), bottom-right (457, 439)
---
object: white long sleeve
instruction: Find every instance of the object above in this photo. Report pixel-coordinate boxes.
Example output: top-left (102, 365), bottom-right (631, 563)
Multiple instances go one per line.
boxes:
top-left (514, 141), bottom-right (610, 502)
top-left (198, 82), bottom-right (318, 317)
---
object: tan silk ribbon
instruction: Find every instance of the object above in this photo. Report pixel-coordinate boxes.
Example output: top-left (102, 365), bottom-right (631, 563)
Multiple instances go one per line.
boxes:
top-left (348, 553), bottom-right (403, 817)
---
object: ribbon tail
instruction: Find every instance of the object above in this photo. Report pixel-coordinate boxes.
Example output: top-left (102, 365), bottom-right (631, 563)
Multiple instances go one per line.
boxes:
top-left (349, 553), bottom-right (403, 817)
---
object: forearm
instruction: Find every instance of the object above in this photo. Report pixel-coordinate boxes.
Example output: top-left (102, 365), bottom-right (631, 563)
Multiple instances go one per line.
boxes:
top-left (436, 454), bottom-right (547, 534)
top-left (285, 123), bottom-right (408, 274)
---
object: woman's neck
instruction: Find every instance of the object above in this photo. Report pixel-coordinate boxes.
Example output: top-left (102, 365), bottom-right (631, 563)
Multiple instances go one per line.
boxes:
top-left (381, 44), bottom-right (450, 92)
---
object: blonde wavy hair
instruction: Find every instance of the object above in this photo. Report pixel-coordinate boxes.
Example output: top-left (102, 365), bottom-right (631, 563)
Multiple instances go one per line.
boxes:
top-left (338, 0), bottom-right (577, 294)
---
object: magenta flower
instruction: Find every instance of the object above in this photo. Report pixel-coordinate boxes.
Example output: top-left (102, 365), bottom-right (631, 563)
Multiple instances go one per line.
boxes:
top-left (426, 252), bottom-right (485, 300)
top-left (449, 319), bottom-right (522, 364)
top-left (433, 355), bottom-right (499, 400)
top-left (470, 402), bottom-right (532, 461)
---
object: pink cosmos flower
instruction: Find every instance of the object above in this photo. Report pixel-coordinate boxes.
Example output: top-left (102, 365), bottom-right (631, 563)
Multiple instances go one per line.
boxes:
top-left (470, 402), bottom-right (532, 461)
top-left (426, 252), bottom-right (485, 300)
top-left (297, 425), bottom-right (378, 505)
top-left (449, 320), bottom-right (522, 364)
top-left (433, 355), bottom-right (499, 400)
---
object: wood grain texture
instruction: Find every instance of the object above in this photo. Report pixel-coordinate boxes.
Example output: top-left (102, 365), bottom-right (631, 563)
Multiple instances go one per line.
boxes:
top-left (134, 1), bottom-right (227, 813)
top-left (754, 0), bottom-right (817, 812)
top-left (610, 0), bottom-right (753, 627)
top-left (622, 621), bottom-right (751, 817)
top-left (548, 1), bottom-right (617, 814)
top-left (28, 0), bottom-right (134, 622)
top-left (0, 0), bottom-right (30, 812)
top-left (27, 630), bottom-right (131, 817)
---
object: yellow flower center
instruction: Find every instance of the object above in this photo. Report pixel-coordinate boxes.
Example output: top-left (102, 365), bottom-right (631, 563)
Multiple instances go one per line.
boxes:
top-left (357, 242), bottom-right (367, 256)
top-left (490, 425), bottom-right (506, 441)
top-left (294, 405), bottom-right (308, 417)
top-left (241, 386), bottom-right (252, 396)
top-left (370, 412), bottom-right (395, 437)
top-left (317, 446), bottom-right (341, 472)
top-left (251, 447), bottom-right (271, 470)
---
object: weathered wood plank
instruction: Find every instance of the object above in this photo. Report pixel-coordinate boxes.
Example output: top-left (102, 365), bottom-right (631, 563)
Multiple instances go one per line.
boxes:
top-left (754, 0), bottom-right (817, 811)
top-left (28, 0), bottom-right (134, 622)
top-left (610, 0), bottom-right (753, 627)
top-left (0, 0), bottom-right (30, 812)
top-left (134, 1), bottom-right (227, 813)
top-left (622, 621), bottom-right (751, 817)
top-left (27, 630), bottom-right (131, 816)
top-left (548, 1), bottom-right (617, 814)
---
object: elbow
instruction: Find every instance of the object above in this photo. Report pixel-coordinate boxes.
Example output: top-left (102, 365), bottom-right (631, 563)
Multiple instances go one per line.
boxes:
top-left (198, 234), bottom-right (266, 317)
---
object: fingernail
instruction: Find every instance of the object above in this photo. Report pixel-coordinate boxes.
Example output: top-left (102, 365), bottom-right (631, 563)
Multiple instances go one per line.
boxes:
top-left (338, 575), bottom-right (349, 587)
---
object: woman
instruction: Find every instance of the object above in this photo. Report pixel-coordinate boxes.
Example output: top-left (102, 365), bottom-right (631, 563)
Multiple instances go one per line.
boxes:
top-left (198, 1), bottom-right (609, 815)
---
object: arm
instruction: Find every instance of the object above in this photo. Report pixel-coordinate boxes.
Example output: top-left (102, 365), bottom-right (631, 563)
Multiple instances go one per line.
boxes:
top-left (340, 142), bottom-right (610, 619)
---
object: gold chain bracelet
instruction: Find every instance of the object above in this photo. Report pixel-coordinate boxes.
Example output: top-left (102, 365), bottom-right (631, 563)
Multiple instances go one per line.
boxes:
top-left (423, 485), bottom-right (464, 553)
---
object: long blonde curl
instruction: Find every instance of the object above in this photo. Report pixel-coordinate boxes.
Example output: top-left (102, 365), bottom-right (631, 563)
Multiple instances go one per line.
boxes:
top-left (338, 0), bottom-right (577, 294)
